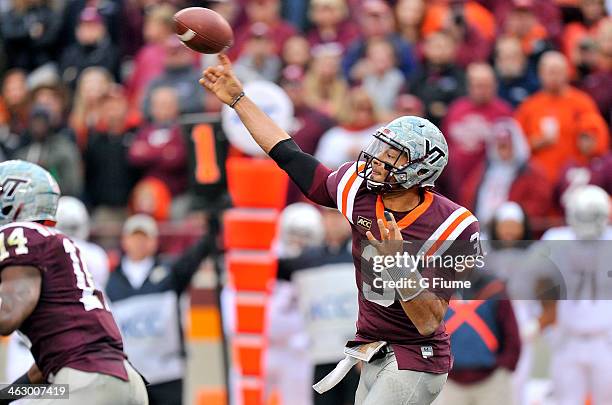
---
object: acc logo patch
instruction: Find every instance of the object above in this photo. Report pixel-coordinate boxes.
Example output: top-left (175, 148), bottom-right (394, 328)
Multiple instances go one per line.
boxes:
top-left (357, 216), bottom-right (372, 230)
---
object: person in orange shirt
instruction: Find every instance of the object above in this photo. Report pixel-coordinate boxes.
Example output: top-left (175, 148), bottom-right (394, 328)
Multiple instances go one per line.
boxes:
top-left (515, 51), bottom-right (609, 183)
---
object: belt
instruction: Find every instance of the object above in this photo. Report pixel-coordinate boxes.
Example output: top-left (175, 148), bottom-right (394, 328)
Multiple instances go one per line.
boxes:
top-left (313, 342), bottom-right (392, 394)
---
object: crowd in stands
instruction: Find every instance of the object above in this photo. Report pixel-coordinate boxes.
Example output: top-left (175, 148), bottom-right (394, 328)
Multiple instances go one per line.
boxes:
top-left (2, 1), bottom-right (612, 404)
top-left (2, 0), bottom-right (611, 239)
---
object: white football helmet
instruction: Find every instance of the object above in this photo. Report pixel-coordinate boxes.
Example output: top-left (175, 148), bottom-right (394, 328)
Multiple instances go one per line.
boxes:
top-left (565, 185), bottom-right (610, 240)
top-left (56, 196), bottom-right (90, 240)
top-left (357, 116), bottom-right (449, 192)
top-left (0, 160), bottom-right (60, 225)
top-left (277, 203), bottom-right (324, 258)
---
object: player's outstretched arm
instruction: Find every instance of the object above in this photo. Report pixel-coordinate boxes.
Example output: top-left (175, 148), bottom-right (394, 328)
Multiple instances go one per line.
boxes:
top-left (199, 54), bottom-right (290, 153)
top-left (200, 54), bottom-right (336, 207)
top-left (0, 266), bottom-right (41, 335)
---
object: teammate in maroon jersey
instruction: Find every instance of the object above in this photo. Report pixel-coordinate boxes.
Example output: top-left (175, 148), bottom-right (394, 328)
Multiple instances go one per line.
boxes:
top-left (201, 55), bottom-right (481, 404)
top-left (0, 160), bottom-right (147, 404)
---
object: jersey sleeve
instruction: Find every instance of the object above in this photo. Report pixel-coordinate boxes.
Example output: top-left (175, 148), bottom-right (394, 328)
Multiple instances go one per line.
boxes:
top-left (0, 224), bottom-right (51, 273)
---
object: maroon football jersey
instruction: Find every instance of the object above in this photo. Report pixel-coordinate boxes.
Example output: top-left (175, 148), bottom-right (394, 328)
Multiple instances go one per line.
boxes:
top-left (306, 161), bottom-right (481, 373)
top-left (0, 222), bottom-right (128, 381)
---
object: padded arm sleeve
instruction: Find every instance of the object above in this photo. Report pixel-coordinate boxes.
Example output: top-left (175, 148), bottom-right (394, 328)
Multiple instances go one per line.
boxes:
top-left (269, 139), bottom-right (335, 207)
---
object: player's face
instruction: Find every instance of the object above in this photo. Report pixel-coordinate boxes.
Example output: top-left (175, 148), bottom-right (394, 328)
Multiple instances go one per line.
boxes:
top-left (122, 232), bottom-right (158, 261)
top-left (368, 145), bottom-right (409, 183)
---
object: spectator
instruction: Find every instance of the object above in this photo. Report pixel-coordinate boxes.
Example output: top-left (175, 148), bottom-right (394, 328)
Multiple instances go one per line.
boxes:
top-left (360, 38), bottom-right (406, 115)
top-left (0, 0), bottom-right (61, 72)
top-left (514, 51), bottom-right (608, 182)
top-left (280, 65), bottom-right (335, 203)
top-left (314, 87), bottom-right (379, 169)
top-left (228, 0), bottom-right (296, 60)
top-left (142, 36), bottom-right (204, 117)
top-left (436, 272), bottom-right (521, 405)
top-left (282, 65), bottom-right (335, 155)
top-left (304, 43), bottom-right (349, 119)
top-left (442, 63), bottom-right (513, 199)
top-left (130, 177), bottom-right (173, 222)
top-left (386, 93), bottom-right (425, 121)
top-left (59, 7), bottom-right (120, 89)
top-left (306, 0), bottom-right (359, 49)
top-left (31, 83), bottom-right (75, 143)
top-left (395, 0), bottom-right (426, 45)
top-left (460, 118), bottom-right (553, 227)
top-left (443, 1), bottom-right (493, 67)
top-left (581, 18), bottom-right (612, 124)
top-left (106, 214), bottom-right (213, 405)
top-left (130, 86), bottom-right (188, 196)
top-left (590, 152), bottom-right (612, 194)
top-left (482, 0), bottom-right (563, 44)
top-left (408, 31), bottom-right (466, 126)
top-left (342, 0), bottom-right (418, 81)
top-left (125, 4), bottom-right (176, 114)
top-left (84, 87), bottom-right (139, 222)
top-left (233, 23), bottom-right (282, 83)
top-left (555, 111), bottom-right (610, 210)
top-left (562, 0), bottom-right (609, 79)
top-left (494, 36), bottom-right (540, 107)
top-left (69, 66), bottom-right (114, 147)
top-left (281, 35), bottom-right (312, 71)
top-left (60, 0), bottom-right (122, 50)
top-left (420, 0), bottom-right (496, 41)
top-left (1, 68), bottom-right (30, 135)
top-left (14, 106), bottom-right (84, 196)
top-left (502, 0), bottom-right (554, 65)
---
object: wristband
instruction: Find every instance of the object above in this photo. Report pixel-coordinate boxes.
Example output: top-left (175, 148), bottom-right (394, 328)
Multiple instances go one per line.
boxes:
top-left (229, 91), bottom-right (245, 108)
top-left (382, 265), bottom-right (424, 301)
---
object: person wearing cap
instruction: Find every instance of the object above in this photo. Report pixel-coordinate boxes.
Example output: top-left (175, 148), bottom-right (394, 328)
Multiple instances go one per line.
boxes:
top-left (459, 117), bottom-right (553, 229)
top-left (484, 201), bottom-right (551, 405)
top-left (58, 6), bottom-right (120, 89)
top-left (105, 214), bottom-right (214, 405)
top-left (14, 105), bottom-right (84, 197)
top-left (233, 22), bottom-right (282, 83)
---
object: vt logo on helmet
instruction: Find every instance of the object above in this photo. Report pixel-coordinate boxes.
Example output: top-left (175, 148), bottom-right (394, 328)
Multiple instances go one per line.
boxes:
top-left (0, 160), bottom-right (61, 225)
top-left (356, 116), bottom-right (449, 193)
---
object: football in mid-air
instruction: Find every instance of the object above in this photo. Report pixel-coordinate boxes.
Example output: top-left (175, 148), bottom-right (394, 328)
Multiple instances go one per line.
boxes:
top-left (173, 7), bottom-right (233, 54)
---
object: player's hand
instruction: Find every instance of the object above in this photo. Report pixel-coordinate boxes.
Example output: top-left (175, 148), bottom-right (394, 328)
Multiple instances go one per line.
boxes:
top-left (199, 54), bottom-right (244, 106)
top-left (366, 211), bottom-right (403, 257)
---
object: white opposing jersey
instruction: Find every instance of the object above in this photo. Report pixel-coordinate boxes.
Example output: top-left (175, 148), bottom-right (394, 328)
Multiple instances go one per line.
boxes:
top-left (541, 226), bottom-right (612, 335)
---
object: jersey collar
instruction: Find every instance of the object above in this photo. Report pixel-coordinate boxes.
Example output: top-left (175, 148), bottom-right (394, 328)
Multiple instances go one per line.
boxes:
top-left (376, 190), bottom-right (434, 230)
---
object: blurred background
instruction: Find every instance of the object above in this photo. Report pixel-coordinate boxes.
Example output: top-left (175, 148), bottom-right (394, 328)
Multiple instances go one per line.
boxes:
top-left (0, 0), bottom-right (611, 404)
